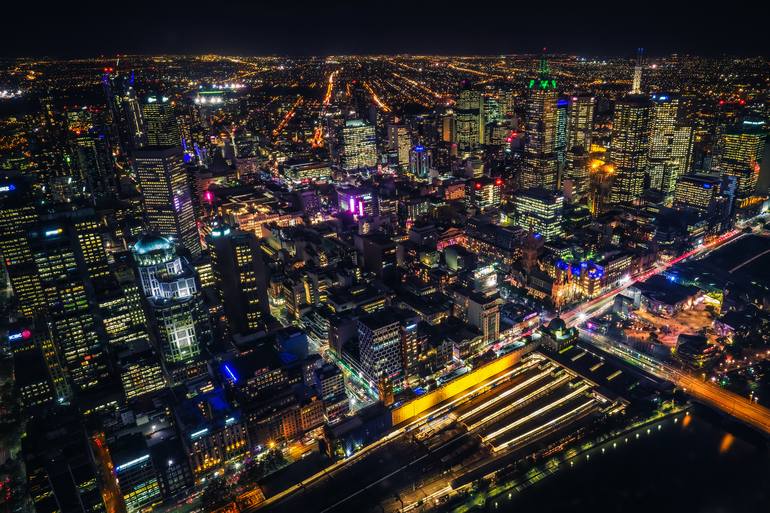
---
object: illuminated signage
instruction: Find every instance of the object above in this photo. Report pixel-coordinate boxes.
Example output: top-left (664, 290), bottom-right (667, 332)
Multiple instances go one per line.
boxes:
top-left (0, 184), bottom-right (16, 193)
top-left (44, 228), bottom-right (63, 237)
top-left (8, 329), bottom-right (31, 342)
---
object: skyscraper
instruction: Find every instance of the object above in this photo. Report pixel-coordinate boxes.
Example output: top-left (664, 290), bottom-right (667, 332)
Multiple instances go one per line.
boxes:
top-left (29, 221), bottom-right (109, 394)
top-left (567, 93), bottom-right (595, 152)
top-left (522, 58), bottom-right (559, 190)
top-left (454, 86), bottom-right (483, 155)
top-left (340, 119), bottom-right (377, 171)
top-left (207, 224), bottom-right (270, 336)
top-left (132, 235), bottom-right (210, 377)
top-left (555, 98), bottom-right (569, 172)
top-left (387, 124), bottom-right (411, 170)
top-left (609, 95), bottom-right (652, 205)
top-left (142, 94), bottom-right (180, 147)
top-left (409, 145), bottom-right (432, 180)
top-left (712, 119), bottom-right (767, 197)
top-left (133, 146), bottom-right (201, 256)
top-left (513, 188), bottom-right (565, 241)
top-left (647, 94), bottom-right (693, 201)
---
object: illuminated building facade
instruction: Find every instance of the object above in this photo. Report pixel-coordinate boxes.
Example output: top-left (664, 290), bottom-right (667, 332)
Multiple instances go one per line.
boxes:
top-left (340, 119), bottom-right (377, 171)
top-left (409, 145), bottom-right (432, 180)
top-left (609, 95), bottom-right (651, 205)
top-left (388, 124), bottom-right (411, 170)
top-left (132, 235), bottom-right (211, 370)
top-left (142, 94), bottom-right (180, 147)
top-left (133, 146), bottom-right (201, 256)
top-left (207, 224), bottom-right (270, 335)
top-left (567, 93), bottom-right (595, 151)
top-left (713, 119), bottom-right (766, 197)
top-left (454, 87), bottom-right (483, 154)
top-left (522, 58), bottom-right (559, 190)
top-left (674, 174), bottom-right (721, 213)
top-left (513, 188), bottom-right (564, 241)
top-left (337, 186), bottom-right (379, 217)
top-left (464, 177), bottom-right (502, 211)
top-left (647, 94), bottom-right (693, 201)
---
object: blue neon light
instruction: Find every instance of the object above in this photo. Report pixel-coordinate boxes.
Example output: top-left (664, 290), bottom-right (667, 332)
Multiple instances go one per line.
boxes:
top-left (414, 145), bottom-right (425, 152)
top-left (223, 364), bottom-right (238, 382)
top-left (703, 183), bottom-right (712, 189)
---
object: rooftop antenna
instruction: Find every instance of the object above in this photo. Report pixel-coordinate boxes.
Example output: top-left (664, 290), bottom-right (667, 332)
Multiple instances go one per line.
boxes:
top-left (631, 47), bottom-right (644, 94)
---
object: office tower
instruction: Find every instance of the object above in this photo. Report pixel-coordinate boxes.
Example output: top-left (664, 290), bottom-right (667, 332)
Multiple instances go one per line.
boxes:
top-left (454, 87), bottom-right (483, 154)
top-left (440, 110), bottom-right (455, 142)
top-left (207, 224), bottom-right (270, 335)
top-left (28, 222), bottom-right (109, 394)
top-left (75, 128), bottom-right (116, 199)
top-left (387, 124), bottom-right (411, 170)
top-left (465, 177), bottom-right (503, 211)
top-left (450, 266), bottom-right (502, 346)
top-left (409, 145), bottom-right (432, 180)
top-left (133, 146), bottom-right (201, 256)
top-left (132, 235), bottom-right (211, 373)
top-left (609, 95), bottom-right (652, 205)
top-left (111, 434), bottom-right (163, 513)
top-left (118, 342), bottom-right (166, 400)
top-left (499, 89), bottom-right (515, 119)
top-left (555, 98), bottom-right (569, 171)
top-left (564, 147), bottom-right (590, 202)
top-left (142, 94), bottom-right (181, 147)
top-left (631, 48), bottom-right (644, 94)
top-left (0, 179), bottom-right (45, 316)
top-left (357, 308), bottom-right (409, 384)
top-left (340, 119), bottom-right (377, 171)
top-left (72, 215), bottom-right (111, 280)
top-left (97, 272), bottom-right (151, 348)
top-left (483, 95), bottom-right (501, 124)
top-left (647, 94), bottom-right (693, 201)
top-left (522, 58), bottom-right (559, 190)
top-left (713, 119), bottom-right (767, 197)
top-left (567, 93), bottom-right (595, 151)
top-left (674, 175), bottom-right (721, 212)
top-left (513, 188), bottom-right (565, 241)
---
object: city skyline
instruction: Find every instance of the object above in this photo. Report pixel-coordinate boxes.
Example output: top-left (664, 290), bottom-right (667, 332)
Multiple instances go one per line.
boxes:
top-left (0, 29), bottom-right (769, 513)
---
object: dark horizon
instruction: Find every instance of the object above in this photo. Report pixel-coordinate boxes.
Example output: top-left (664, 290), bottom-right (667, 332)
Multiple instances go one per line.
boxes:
top-left (3, 1), bottom-right (768, 58)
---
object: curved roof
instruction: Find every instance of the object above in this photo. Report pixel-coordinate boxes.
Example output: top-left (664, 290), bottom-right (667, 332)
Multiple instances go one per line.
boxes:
top-left (133, 234), bottom-right (173, 255)
top-left (548, 317), bottom-right (567, 332)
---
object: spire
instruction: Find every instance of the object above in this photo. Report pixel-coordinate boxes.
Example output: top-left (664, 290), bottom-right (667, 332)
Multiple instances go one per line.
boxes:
top-left (539, 48), bottom-right (550, 78)
top-left (529, 49), bottom-right (557, 91)
top-left (631, 47), bottom-right (644, 94)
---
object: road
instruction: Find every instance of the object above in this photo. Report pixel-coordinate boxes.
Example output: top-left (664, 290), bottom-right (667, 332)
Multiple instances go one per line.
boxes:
top-left (562, 229), bottom-right (743, 327)
top-left (580, 330), bottom-right (770, 434)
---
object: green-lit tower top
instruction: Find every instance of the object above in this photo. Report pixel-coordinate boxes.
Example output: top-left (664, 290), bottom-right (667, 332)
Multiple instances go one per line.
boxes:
top-left (529, 55), bottom-right (557, 90)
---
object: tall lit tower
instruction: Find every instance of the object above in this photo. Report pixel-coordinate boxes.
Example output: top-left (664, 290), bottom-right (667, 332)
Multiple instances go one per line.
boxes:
top-left (142, 94), bottom-right (180, 147)
top-left (454, 86), bottom-right (484, 155)
top-left (712, 119), bottom-right (767, 198)
top-left (647, 94), bottom-right (693, 201)
top-left (133, 146), bottom-right (201, 256)
top-left (631, 48), bottom-right (644, 94)
top-left (132, 235), bottom-right (211, 378)
top-left (609, 89), bottom-right (651, 205)
top-left (522, 56), bottom-right (559, 191)
top-left (567, 93), bottom-right (595, 151)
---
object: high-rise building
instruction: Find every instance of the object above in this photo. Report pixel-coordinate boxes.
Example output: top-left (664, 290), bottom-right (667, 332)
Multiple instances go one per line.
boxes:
top-left (567, 93), bottom-right (595, 151)
top-left (513, 188), bottom-right (565, 241)
top-left (408, 145), bottom-right (432, 180)
top-left (207, 224), bottom-right (270, 335)
top-left (465, 177), bottom-right (503, 211)
top-left (111, 434), bottom-right (163, 513)
top-left (609, 95), bottom-right (652, 205)
top-left (713, 119), bottom-right (767, 197)
top-left (522, 58), bottom-right (559, 190)
top-left (28, 221), bottom-right (109, 394)
top-left (454, 87), bottom-right (483, 155)
top-left (387, 124), bottom-right (411, 170)
top-left (75, 128), bottom-right (116, 199)
top-left (555, 98), bottom-right (569, 172)
top-left (340, 119), bottom-right (377, 171)
top-left (133, 146), bottom-right (201, 256)
top-left (142, 94), bottom-right (180, 147)
top-left (647, 94), bottom-right (693, 201)
top-left (357, 308), bottom-right (413, 384)
top-left (674, 174), bottom-right (722, 213)
top-left (0, 179), bottom-right (45, 317)
top-left (132, 235), bottom-right (210, 374)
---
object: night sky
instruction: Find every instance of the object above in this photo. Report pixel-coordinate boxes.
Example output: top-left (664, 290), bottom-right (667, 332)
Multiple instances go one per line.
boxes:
top-left (3, 1), bottom-right (768, 58)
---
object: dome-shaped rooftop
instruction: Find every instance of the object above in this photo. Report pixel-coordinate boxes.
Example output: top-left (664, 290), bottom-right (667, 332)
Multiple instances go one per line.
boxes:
top-left (132, 234), bottom-right (173, 255)
top-left (548, 317), bottom-right (567, 332)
